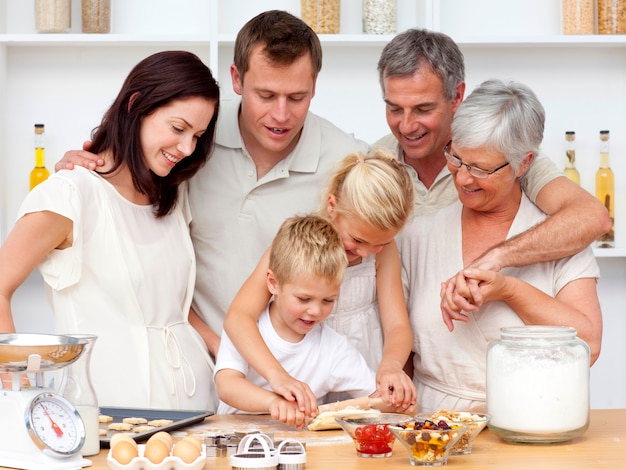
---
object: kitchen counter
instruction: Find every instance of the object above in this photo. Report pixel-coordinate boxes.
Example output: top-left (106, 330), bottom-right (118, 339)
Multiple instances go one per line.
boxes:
top-left (46, 409), bottom-right (626, 469)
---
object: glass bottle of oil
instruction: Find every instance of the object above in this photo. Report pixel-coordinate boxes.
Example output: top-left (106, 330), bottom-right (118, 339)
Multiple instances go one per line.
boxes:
top-left (595, 130), bottom-right (615, 248)
top-left (30, 123), bottom-right (50, 190)
top-left (564, 131), bottom-right (580, 185)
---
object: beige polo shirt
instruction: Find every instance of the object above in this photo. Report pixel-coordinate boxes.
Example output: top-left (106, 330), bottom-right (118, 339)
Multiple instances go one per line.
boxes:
top-left (188, 100), bottom-right (369, 336)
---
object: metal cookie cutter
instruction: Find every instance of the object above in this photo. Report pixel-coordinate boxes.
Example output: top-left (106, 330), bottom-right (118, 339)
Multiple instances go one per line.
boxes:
top-left (206, 434), bottom-right (241, 457)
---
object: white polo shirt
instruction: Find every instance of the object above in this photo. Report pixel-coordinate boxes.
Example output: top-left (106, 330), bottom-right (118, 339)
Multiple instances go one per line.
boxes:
top-left (188, 99), bottom-right (369, 336)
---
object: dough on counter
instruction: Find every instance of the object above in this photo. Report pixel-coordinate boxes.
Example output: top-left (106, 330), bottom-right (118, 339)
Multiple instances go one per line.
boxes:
top-left (307, 407), bottom-right (382, 431)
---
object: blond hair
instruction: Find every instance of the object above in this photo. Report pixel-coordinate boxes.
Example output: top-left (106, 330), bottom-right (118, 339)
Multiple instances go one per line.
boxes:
top-left (269, 215), bottom-right (347, 286)
top-left (321, 149), bottom-right (414, 231)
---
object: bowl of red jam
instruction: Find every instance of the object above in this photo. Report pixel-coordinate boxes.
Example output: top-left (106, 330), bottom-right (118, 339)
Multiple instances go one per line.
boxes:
top-left (335, 413), bottom-right (410, 458)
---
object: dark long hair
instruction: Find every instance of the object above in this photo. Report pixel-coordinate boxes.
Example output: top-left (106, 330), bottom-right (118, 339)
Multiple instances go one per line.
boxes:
top-left (90, 50), bottom-right (220, 217)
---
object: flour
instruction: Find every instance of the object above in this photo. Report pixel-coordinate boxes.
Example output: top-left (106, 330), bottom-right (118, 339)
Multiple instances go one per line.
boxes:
top-left (487, 346), bottom-right (589, 433)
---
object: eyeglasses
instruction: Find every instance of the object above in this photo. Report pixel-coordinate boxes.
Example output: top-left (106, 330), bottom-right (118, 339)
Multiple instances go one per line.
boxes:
top-left (443, 143), bottom-right (510, 179)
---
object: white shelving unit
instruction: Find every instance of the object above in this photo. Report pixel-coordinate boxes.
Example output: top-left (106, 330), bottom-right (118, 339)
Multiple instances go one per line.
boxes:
top-left (1, 0), bottom-right (625, 408)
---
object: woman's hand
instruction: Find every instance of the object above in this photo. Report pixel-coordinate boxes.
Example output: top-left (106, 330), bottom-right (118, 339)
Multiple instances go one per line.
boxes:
top-left (440, 268), bottom-right (507, 331)
top-left (440, 271), bottom-right (476, 331)
top-left (374, 361), bottom-right (417, 413)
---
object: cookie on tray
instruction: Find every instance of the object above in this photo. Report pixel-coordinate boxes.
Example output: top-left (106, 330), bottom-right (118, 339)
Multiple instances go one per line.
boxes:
top-left (123, 417), bottom-right (148, 425)
top-left (133, 425), bottom-right (156, 433)
top-left (148, 419), bottom-right (174, 427)
top-left (108, 422), bottom-right (133, 432)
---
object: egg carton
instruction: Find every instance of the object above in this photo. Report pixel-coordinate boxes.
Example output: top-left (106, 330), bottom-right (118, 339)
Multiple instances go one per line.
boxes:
top-left (106, 443), bottom-right (206, 470)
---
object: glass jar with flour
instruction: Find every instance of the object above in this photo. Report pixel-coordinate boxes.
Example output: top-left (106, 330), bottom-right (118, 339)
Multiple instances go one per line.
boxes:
top-left (486, 326), bottom-right (590, 444)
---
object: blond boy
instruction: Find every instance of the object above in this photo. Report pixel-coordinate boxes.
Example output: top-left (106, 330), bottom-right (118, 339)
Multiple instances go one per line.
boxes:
top-left (215, 215), bottom-right (376, 428)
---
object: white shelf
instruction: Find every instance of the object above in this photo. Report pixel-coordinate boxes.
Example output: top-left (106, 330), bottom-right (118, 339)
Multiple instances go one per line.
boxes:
top-left (593, 248), bottom-right (626, 258)
top-left (4, 33), bottom-right (626, 48)
top-left (451, 34), bottom-right (626, 47)
top-left (0, 33), bottom-right (212, 47)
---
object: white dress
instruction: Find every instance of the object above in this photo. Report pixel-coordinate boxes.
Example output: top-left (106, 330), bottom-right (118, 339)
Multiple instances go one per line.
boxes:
top-left (18, 167), bottom-right (217, 411)
top-left (322, 255), bottom-right (383, 403)
top-left (398, 194), bottom-right (600, 412)
top-left (324, 254), bottom-right (383, 371)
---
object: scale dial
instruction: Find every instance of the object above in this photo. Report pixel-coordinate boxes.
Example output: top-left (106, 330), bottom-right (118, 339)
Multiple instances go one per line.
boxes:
top-left (25, 392), bottom-right (85, 455)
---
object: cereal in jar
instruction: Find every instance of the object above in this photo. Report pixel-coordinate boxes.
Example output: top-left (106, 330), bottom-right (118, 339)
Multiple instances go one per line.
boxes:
top-left (301, 0), bottom-right (340, 34)
top-left (363, 0), bottom-right (397, 34)
top-left (561, 0), bottom-right (595, 34)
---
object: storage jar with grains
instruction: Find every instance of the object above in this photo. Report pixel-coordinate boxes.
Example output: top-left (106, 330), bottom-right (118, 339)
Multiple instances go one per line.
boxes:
top-left (81, 0), bottom-right (111, 33)
top-left (561, 0), bottom-right (595, 34)
top-left (598, 0), bottom-right (626, 33)
top-left (486, 326), bottom-right (590, 444)
top-left (301, 0), bottom-right (340, 34)
top-left (363, 0), bottom-right (397, 34)
top-left (35, 0), bottom-right (71, 33)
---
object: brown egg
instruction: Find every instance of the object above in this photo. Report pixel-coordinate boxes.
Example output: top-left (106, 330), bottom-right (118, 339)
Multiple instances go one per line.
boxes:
top-left (182, 435), bottom-right (202, 452)
top-left (144, 438), bottom-right (170, 464)
top-left (111, 439), bottom-right (138, 464)
top-left (148, 431), bottom-right (173, 451)
top-left (110, 433), bottom-right (137, 449)
top-left (173, 438), bottom-right (201, 463)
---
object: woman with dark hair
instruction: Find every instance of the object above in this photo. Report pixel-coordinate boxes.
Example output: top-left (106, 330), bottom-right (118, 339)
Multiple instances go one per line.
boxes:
top-left (0, 51), bottom-right (220, 410)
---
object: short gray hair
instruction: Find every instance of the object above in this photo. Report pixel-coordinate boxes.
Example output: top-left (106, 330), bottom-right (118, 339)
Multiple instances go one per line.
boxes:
top-left (377, 29), bottom-right (465, 100)
top-left (451, 79), bottom-right (545, 173)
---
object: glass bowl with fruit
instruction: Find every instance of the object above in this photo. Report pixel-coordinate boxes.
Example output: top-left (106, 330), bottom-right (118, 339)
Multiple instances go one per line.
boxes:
top-left (335, 413), bottom-right (410, 458)
top-left (422, 410), bottom-right (491, 455)
top-left (389, 419), bottom-right (468, 466)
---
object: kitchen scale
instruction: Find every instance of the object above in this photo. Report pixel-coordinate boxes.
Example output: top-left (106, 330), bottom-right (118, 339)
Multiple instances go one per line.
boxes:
top-left (0, 333), bottom-right (92, 470)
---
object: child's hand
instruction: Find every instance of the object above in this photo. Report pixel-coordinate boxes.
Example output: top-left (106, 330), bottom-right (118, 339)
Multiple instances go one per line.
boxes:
top-left (268, 372), bottom-right (318, 418)
top-left (268, 397), bottom-right (309, 430)
top-left (375, 363), bottom-right (417, 413)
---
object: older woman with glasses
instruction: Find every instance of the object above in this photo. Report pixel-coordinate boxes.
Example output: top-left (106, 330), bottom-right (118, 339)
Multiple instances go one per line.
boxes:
top-left (398, 79), bottom-right (603, 412)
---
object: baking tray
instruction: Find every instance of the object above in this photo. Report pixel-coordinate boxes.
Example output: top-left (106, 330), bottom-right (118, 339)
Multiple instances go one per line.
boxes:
top-left (99, 406), bottom-right (213, 448)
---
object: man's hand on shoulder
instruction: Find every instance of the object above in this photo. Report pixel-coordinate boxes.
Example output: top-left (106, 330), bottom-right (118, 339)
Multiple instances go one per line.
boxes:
top-left (55, 141), bottom-right (103, 172)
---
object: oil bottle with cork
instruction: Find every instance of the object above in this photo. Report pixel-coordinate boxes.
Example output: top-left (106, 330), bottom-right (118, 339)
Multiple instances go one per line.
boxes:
top-left (595, 130), bottom-right (614, 248)
top-left (30, 124), bottom-right (50, 190)
top-left (563, 131), bottom-right (580, 185)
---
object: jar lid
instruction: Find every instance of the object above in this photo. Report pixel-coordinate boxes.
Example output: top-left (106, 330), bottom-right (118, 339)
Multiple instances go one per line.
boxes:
top-left (499, 326), bottom-right (578, 340)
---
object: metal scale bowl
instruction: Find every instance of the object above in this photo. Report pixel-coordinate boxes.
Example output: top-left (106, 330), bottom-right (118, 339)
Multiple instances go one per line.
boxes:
top-left (0, 333), bottom-right (92, 470)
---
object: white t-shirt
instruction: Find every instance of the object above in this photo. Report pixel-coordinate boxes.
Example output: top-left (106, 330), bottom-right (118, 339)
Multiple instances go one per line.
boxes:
top-left (215, 307), bottom-right (376, 414)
